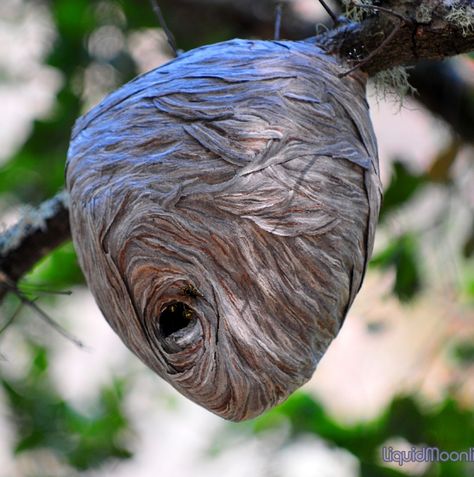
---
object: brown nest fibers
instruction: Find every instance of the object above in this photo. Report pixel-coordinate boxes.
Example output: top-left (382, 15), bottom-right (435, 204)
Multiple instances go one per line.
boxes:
top-left (66, 39), bottom-right (382, 421)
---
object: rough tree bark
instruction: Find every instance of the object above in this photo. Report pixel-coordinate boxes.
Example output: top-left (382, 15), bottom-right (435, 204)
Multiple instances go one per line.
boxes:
top-left (1, 0), bottom-right (473, 300)
top-left (0, 193), bottom-right (69, 292)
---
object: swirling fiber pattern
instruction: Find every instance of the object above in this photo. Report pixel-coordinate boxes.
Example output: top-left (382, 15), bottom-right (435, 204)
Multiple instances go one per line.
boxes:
top-left (66, 39), bottom-right (382, 421)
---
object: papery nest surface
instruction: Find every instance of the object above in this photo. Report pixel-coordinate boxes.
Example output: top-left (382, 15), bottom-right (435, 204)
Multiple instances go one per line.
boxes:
top-left (66, 39), bottom-right (382, 421)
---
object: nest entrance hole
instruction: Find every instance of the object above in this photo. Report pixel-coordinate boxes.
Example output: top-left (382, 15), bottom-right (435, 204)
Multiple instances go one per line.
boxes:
top-left (159, 302), bottom-right (195, 338)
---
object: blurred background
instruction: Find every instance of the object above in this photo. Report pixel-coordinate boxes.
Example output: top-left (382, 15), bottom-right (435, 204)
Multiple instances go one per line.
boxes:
top-left (0, 1), bottom-right (473, 476)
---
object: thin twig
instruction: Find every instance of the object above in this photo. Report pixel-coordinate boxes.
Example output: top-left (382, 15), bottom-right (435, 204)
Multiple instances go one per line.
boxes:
top-left (17, 293), bottom-right (86, 349)
top-left (353, 2), bottom-right (412, 24)
top-left (318, 0), bottom-right (339, 26)
top-left (338, 21), bottom-right (402, 78)
top-left (274, 3), bottom-right (283, 40)
top-left (18, 283), bottom-right (73, 296)
top-left (149, 0), bottom-right (179, 57)
top-left (0, 302), bottom-right (23, 336)
top-left (0, 272), bottom-right (85, 348)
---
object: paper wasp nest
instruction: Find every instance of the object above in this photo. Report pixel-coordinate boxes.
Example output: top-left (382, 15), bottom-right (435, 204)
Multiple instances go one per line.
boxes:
top-left (66, 39), bottom-right (382, 421)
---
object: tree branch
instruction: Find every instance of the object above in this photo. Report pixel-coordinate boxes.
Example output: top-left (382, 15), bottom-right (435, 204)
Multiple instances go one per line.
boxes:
top-left (0, 192), bottom-right (71, 300)
top-left (314, 0), bottom-right (474, 75)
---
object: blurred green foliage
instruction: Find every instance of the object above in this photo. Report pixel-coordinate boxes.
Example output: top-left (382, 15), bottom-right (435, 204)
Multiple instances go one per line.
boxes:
top-left (224, 391), bottom-right (474, 477)
top-left (452, 341), bottom-right (474, 366)
top-left (379, 161), bottom-right (426, 222)
top-left (1, 343), bottom-right (132, 470)
top-left (372, 156), bottom-right (474, 302)
top-left (22, 242), bottom-right (84, 290)
top-left (0, 1), bottom-right (473, 476)
top-left (370, 233), bottom-right (422, 301)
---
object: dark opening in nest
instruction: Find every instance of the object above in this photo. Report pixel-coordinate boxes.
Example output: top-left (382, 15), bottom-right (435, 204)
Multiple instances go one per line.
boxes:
top-left (159, 302), bottom-right (195, 338)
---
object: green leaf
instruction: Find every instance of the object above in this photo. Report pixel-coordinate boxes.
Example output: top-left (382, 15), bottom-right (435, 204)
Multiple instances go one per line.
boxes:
top-left (21, 242), bottom-right (84, 290)
top-left (384, 396), bottom-right (427, 444)
top-left (426, 399), bottom-right (474, 450)
top-left (452, 341), bottom-right (474, 366)
top-left (31, 344), bottom-right (49, 378)
top-left (370, 234), bottom-right (422, 301)
top-left (380, 161), bottom-right (426, 221)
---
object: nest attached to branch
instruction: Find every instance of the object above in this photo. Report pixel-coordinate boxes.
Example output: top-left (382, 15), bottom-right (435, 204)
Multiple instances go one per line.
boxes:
top-left (66, 39), bottom-right (382, 421)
